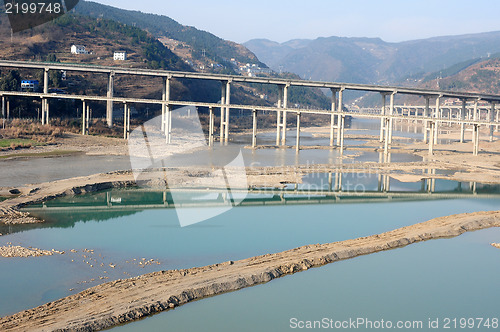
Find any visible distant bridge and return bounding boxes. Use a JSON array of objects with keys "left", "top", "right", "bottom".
[{"left": 0, "top": 60, "right": 499, "bottom": 156}]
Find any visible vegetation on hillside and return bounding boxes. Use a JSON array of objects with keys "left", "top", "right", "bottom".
[{"left": 74, "top": 1, "right": 266, "bottom": 68}]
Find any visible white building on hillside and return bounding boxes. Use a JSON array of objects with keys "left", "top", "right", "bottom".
[
  {"left": 114, "top": 51, "right": 127, "bottom": 61},
  {"left": 71, "top": 45, "right": 88, "bottom": 55}
]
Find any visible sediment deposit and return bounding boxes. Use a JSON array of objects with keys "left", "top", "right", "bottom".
[{"left": 1, "top": 210, "right": 499, "bottom": 331}]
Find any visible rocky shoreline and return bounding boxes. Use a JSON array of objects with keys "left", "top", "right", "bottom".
[
  {"left": 1, "top": 210, "right": 499, "bottom": 331},
  {"left": 0, "top": 245, "right": 63, "bottom": 258}
]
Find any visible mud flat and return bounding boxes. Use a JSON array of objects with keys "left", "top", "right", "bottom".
[{"left": 1, "top": 211, "right": 499, "bottom": 331}]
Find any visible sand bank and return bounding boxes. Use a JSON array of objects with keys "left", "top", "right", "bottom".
[{"left": 1, "top": 210, "right": 499, "bottom": 331}]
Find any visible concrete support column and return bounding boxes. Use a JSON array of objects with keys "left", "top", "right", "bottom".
[
  {"left": 209, "top": 106, "right": 215, "bottom": 147},
  {"left": 388, "top": 92, "right": 395, "bottom": 145},
  {"left": 41, "top": 68, "right": 49, "bottom": 125},
  {"left": 41, "top": 99, "right": 45, "bottom": 125},
  {"left": 161, "top": 76, "right": 171, "bottom": 132},
  {"left": 460, "top": 99, "right": 466, "bottom": 143},
  {"left": 220, "top": 82, "right": 226, "bottom": 143},
  {"left": 336, "top": 88, "right": 344, "bottom": 146},
  {"left": 489, "top": 102, "right": 495, "bottom": 142},
  {"left": 423, "top": 97, "right": 430, "bottom": 143},
  {"left": 473, "top": 99, "right": 479, "bottom": 121},
  {"left": 379, "top": 93, "right": 386, "bottom": 143},
  {"left": 296, "top": 112, "right": 301, "bottom": 152},
  {"left": 496, "top": 108, "right": 499, "bottom": 132},
  {"left": 107, "top": 72, "right": 114, "bottom": 128},
  {"left": 329, "top": 88, "right": 338, "bottom": 147},
  {"left": 123, "top": 103, "right": 129, "bottom": 140},
  {"left": 281, "top": 84, "right": 289, "bottom": 146},
  {"left": 165, "top": 105, "right": 172, "bottom": 144},
  {"left": 86, "top": 104, "right": 90, "bottom": 132},
  {"left": 339, "top": 115, "right": 345, "bottom": 155},
  {"left": 45, "top": 99, "right": 50, "bottom": 124},
  {"left": 224, "top": 80, "right": 231, "bottom": 143},
  {"left": 1, "top": 96, "right": 4, "bottom": 121},
  {"left": 6, "top": 99, "right": 10, "bottom": 121},
  {"left": 276, "top": 85, "right": 283, "bottom": 145},
  {"left": 82, "top": 100, "right": 87, "bottom": 135},
  {"left": 434, "top": 96, "right": 441, "bottom": 145},
  {"left": 472, "top": 99, "right": 479, "bottom": 143},
  {"left": 428, "top": 121, "right": 435, "bottom": 156},
  {"left": 251, "top": 109, "right": 257, "bottom": 148},
  {"left": 473, "top": 124, "right": 480, "bottom": 156}
]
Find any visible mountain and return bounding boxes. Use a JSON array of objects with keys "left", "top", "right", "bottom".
[
  {"left": 73, "top": 1, "right": 266, "bottom": 71},
  {"left": 245, "top": 31, "right": 500, "bottom": 85}
]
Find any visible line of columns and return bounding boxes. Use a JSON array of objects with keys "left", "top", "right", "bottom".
[
  {"left": 276, "top": 84, "right": 289, "bottom": 146},
  {"left": 81, "top": 100, "right": 91, "bottom": 135},
  {"left": 1, "top": 96, "right": 9, "bottom": 122}
]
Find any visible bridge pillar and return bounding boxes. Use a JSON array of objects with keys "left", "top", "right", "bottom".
[
  {"left": 161, "top": 76, "right": 171, "bottom": 132},
  {"left": 471, "top": 99, "right": 479, "bottom": 143},
  {"left": 41, "top": 68, "right": 49, "bottom": 125},
  {"left": 106, "top": 72, "right": 114, "bottom": 128},
  {"left": 336, "top": 88, "right": 344, "bottom": 148},
  {"left": 496, "top": 108, "right": 499, "bottom": 132},
  {"left": 81, "top": 100, "right": 87, "bottom": 135},
  {"left": 379, "top": 93, "right": 386, "bottom": 143},
  {"left": 123, "top": 102, "right": 130, "bottom": 140},
  {"left": 295, "top": 112, "right": 301, "bottom": 152},
  {"left": 423, "top": 97, "right": 430, "bottom": 143},
  {"left": 433, "top": 96, "right": 441, "bottom": 145},
  {"left": 276, "top": 85, "right": 282, "bottom": 145},
  {"left": 1, "top": 96, "right": 4, "bottom": 121},
  {"left": 165, "top": 105, "right": 172, "bottom": 144},
  {"left": 329, "top": 88, "right": 339, "bottom": 147},
  {"left": 252, "top": 109, "right": 257, "bottom": 148},
  {"left": 460, "top": 99, "right": 466, "bottom": 143},
  {"left": 388, "top": 92, "right": 395, "bottom": 145},
  {"left": 428, "top": 121, "right": 435, "bottom": 156},
  {"left": 281, "top": 84, "right": 289, "bottom": 146},
  {"left": 219, "top": 80, "right": 231, "bottom": 144},
  {"left": 225, "top": 80, "right": 231, "bottom": 143},
  {"left": 473, "top": 124, "right": 480, "bottom": 155},
  {"left": 209, "top": 106, "right": 215, "bottom": 147},
  {"left": 489, "top": 102, "right": 496, "bottom": 142},
  {"left": 220, "top": 82, "right": 226, "bottom": 143}
]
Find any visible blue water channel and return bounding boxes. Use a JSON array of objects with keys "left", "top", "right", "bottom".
[{"left": 0, "top": 179, "right": 499, "bottom": 328}]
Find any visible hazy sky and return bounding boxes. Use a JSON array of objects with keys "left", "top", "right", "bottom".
[{"left": 92, "top": 0, "right": 500, "bottom": 44}]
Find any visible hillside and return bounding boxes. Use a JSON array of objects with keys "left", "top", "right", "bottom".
[
  {"left": 245, "top": 31, "right": 500, "bottom": 85},
  {"left": 0, "top": 9, "right": 330, "bottom": 119},
  {"left": 419, "top": 57, "right": 500, "bottom": 95},
  {"left": 73, "top": 0, "right": 267, "bottom": 73}
]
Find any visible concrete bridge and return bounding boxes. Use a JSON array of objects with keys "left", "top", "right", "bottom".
[{"left": 1, "top": 60, "right": 499, "bottom": 156}]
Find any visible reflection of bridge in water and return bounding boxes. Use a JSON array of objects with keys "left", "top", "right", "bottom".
[{"left": 23, "top": 179, "right": 500, "bottom": 213}]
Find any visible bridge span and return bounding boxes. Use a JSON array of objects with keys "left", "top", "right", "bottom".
[{"left": 1, "top": 60, "right": 499, "bottom": 156}]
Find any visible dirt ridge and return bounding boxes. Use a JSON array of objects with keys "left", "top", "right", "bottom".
[{"left": 1, "top": 211, "right": 499, "bottom": 331}]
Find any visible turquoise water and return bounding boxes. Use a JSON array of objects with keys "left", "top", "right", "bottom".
[
  {"left": 0, "top": 191, "right": 499, "bottom": 320},
  {"left": 114, "top": 228, "right": 500, "bottom": 332}
]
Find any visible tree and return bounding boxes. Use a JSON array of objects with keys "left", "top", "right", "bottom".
[{"left": 0, "top": 70, "right": 21, "bottom": 91}]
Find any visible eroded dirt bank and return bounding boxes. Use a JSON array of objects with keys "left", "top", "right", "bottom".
[{"left": 1, "top": 211, "right": 499, "bottom": 331}]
